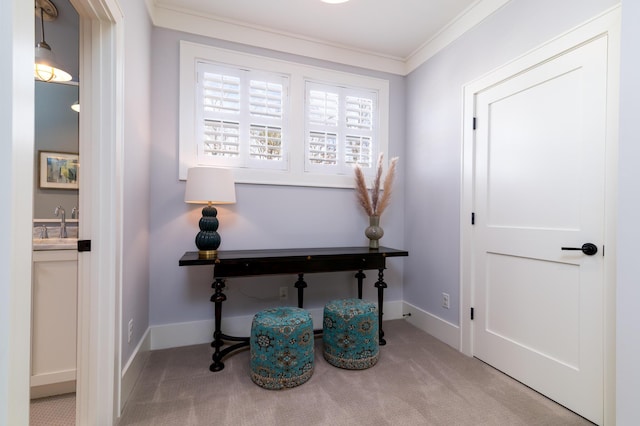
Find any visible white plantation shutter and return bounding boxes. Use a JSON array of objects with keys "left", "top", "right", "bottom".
[
  {"left": 308, "top": 131, "right": 338, "bottom": 165},
  {"left": 346, "top": 95, "right": 373, "bottom": 130},
  {"left": 249, "top": 80, "right": 283, "bottom": 119},
  {"left": 307, "top": 89, "right": 339, "bottom": 165},
  {"left": 247, "top": 78, "right": 284, "bottom": 165},
  {"left": 203, "top": 73, "right": 240, "bottom": 114},
  {"left": 345, "top": 94, "right": 373, "bottom": 167},
  {"left": 203, "top": 120, "right": 240, "bottom": 157},
  {"left": 196, "top": 62, "right": 288, "bottom": 169},
  {"left": 345, "top": 135, "right": 372, "bottom": 166},
  {"left": 308, "top": 90, "right": 339, "bottom": 127},
  {"left": 305, "top": 82, "right": 377, "bottom": 173},
  {"left": 250, "top": 125, "right": 283, "bottom": 161}
]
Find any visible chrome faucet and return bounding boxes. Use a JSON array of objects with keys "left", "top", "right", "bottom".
[{"left": 55, "top": 206, "right": 67, "bottom": 238}]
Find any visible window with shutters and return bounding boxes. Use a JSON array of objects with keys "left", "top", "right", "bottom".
[
  {"left": 197, "top": 64, "right": 288, "bottom": 170},
  {"left": 179, "top": 41, "right": 389, "bottom": 188},
  {"left": 306, "top": 83, "right": 376, "bottom": 173}
]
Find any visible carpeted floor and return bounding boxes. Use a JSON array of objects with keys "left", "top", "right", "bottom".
[
  {"left": 30, "top": 392, "right": 75, "bottom": 426},
  {"left": 118, "top": 319, "right": 593, "bottom": 425}
]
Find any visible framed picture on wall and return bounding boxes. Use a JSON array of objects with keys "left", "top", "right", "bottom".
[{"left": 39, "top": 151, "right": 79, "bottom": 190}]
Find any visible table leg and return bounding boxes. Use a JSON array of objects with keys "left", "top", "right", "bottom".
[
  {"left": 210, "top": 278, "right": 227, "bottom": 372},
  {"left": 294, "top": 273, "right": 307, "bottom": 308},
  {"left": 374, "top": 269, "right": 387, "bottom": 345},
  {"left": 355, "top": 270, "right": 365, "bottom": 299}
]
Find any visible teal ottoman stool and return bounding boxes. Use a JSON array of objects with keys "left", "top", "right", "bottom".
[
  {"left": 322, "top": 298, "right": 379, "bottom": 370},
  {"left": 250, "top": 307, "right": 314, "bottom": 389}
]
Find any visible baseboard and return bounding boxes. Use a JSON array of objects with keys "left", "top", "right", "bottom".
[
  {"left": 30, "top": 369, "right": 75, "bottom": 387},
  {"left": 120, "top": 327, "right": 151, "bottom": 412},
  {"left": 150, "top": 300, "right": 404, "bottom": 351},
  {"left": 30, "top": 380, "right": 76, "bottom": 399},
  {"left": 402, "top": 301, "right": 460, "bottom": 350}
]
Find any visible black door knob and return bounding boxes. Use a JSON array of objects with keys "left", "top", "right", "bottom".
[{"left": 561, "top": 243, "right": 598, "bottom": 256}]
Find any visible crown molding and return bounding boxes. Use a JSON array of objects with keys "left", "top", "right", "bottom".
[
  {"left": 147, "top": 0, "right": 510, "bottom": 76},
  {"left": 406, "top": 0, "right": 512, "bottom": 73}
]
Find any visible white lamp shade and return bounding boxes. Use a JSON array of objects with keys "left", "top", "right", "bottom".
[
  {"left": 34, "top": 43, "right": 72, "bottom": 82},
  {"left": 184, "top": 167, "right": 236, "bottom": 204}
]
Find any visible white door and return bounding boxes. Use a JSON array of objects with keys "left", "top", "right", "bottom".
[{"left": 471, "top": 35, "right": 607, "bottom": 423}]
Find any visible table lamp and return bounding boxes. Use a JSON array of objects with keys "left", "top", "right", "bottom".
[{"left": 184, "top": 167, "right": 236, "bottom": 259}]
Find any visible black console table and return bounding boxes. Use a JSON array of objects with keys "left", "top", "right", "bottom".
[{"left": 179, "top": 246, "right": 408, "bottom": 372}]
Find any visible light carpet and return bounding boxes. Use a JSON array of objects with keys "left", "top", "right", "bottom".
[
  {"left": 118, "top": 319, "right": 593, "bottom": 426},
  {"left": 30, "top": 392, "right": 75, "bottom": 426}
]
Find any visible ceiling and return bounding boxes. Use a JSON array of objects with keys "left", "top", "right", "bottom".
[{"left": 155, "top": 0, "right": 488, "bottom": 60}]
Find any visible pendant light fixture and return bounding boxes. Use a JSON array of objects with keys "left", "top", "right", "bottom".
[{"left": 34, "top": 0, "right": 72, "bottom": 82}]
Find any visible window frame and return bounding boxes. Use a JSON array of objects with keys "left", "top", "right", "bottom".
[{"left": 179, "top": 41, "right": 390, "bottom": 188}]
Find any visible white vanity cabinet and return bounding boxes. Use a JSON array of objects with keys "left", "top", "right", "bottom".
[{"left": 31, "top": 249, "right": 78, "bottom": 398}]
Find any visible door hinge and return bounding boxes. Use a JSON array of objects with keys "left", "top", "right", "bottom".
[
  {"left": 470, "top": 307, "right": 475, "bottom": 320},
  {"left": 473, "top": 117, "right": 477, "bottom": 130},
  {"left": 77, "top": 240, "right": 91, "bottom": 252},
  {"left": 471, "top": 212, "right": 475, "bottom": 225}
]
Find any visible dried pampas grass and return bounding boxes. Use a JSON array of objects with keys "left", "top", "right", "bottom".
[
  {"left": 354, "top": 166, "right": 374, "bottom": 216},
  {"left": 354, "top": 153, "right": 398, "bottom": 217}
]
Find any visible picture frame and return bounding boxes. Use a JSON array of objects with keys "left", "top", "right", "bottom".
[{"left": 39, "top": 151, "right": 79, "bottom": 190}]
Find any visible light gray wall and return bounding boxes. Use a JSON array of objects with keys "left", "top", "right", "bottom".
[
  {"left": 120, "top": 0, "right": 152, "bottom": 365},
  {"left": 616, "top": 1, "right": 640, "bottom": 423},
  {"left": 149, "top": 28, "right": 406, "bottom": 326},
  {"left": 404, "top": 0, "right": 618, "bottom": 324},
  {"left": 34, "top": 81, "right": 79, "bottom": 220}
]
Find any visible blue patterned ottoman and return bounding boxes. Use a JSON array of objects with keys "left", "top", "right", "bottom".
[
  {"left": 250, "top": 307, "right": 314, "bottom": 389},
  {"left": 322, "top": 298, "right": 379, "bottom": 370}
]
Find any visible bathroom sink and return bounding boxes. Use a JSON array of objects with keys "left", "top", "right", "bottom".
[{"left": 33, "top": 238, "right": 78, "bottom": 251}]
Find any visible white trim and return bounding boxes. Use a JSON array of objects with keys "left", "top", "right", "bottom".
[
  {"left": 30, "top": 370, "right": 76, "bottom": 387},
  {"left": 406, "top": 0, "right": 511, "bottom": 74},
  {"left": 120, "top": 328, "right": 151, "bottom": 412},
  {"left": 148, "top": 0, "right": 509, "bottom": 76},
  {"left": 2, "top": 1, "right": 35, "bottom": 423},
  {"left": 382, "top": 300, "right": 404, "bottom": 323},
  {"left": 601, "top": 11, "right": 621, "bottom": 426},
  {"left": 30, "top": 381, "right": 76, "bottom": 399},
  {"left": 460, "top": 7, "right": 620, "bottom": 425},
  {"left": 150, "top": 3, "right": 405, "bottom": 75},
  {"left": 402, "top": 302, "right": 460, "bottom": 350},
  {"left": 71, "top": 0, "right": 124, "bottom": 424},
  {"left": 150, "top": 301, "right": 404, "bottom": 350}
]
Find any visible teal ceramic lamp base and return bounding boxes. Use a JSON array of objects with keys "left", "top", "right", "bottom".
[{"left": 195, "top": 204, "right": 221, "bottom": 259}]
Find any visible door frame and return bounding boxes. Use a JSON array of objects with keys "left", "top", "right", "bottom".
[
  {"left": 2, "top": 1, "right": 36, "bottom": 423},
  {"left": 5, "top": 0, "right": 124, "bottom": 423},
  {"left": 70, "top": 0, "right": 124, "bottom": 423},
  {"left": 460, "top": 7, "right": 620, "bottom": 424}
]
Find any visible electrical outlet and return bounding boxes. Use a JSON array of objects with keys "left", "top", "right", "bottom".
[
  {"left": 128, "top": 319, "right": 133, "bottom": 343},
  {"left": 442, "top": 293, "right": 450, "bottom": 309},
  {"left": 279, "top": 286, "right": 288, "bottom": 301}
]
